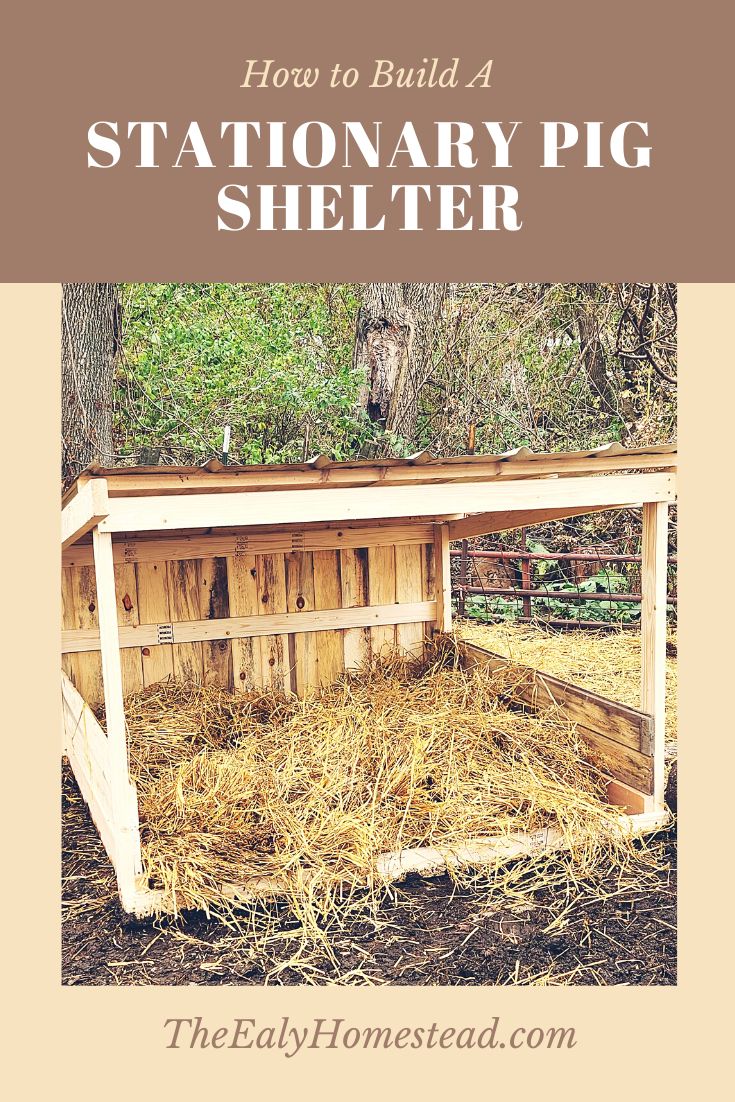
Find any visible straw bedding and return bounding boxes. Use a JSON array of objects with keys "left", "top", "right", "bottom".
[{"left": 119, "top": 636, "right": 639, "bottom": 921}]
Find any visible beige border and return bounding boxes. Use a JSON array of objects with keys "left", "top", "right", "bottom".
[{"left": 2, "top": 284, "right": 734, "bottom": 1101}]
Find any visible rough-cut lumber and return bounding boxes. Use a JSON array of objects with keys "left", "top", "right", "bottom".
[
  {"left": 114, "top": 562, "right": 144, "bottom": 697},
  {"left": 460, "top": 642, "right": 655, "bottom": 795},
  {"left": 395, "top": 543, "right": 426, "bottom": 657},
  {"left": 256, "top": 553, "right": 289, "bottom": 693},
  {"left": 61, "top": 478, "right": 109, "bottom": 549},
  {"left": 641, "top": 501, "right": 669, "bottom": 809},
  {"left": 135, "top": 560, "right": 174, "bottom": 687},
  {"left": 461, "top": 643, "right": 652, "bottom": 752},
  {"left": 340, "top": 547, "right": 370, "bottom": 671},
  {"left": 75, "top": 450, "right": 676, "bottom": 501},
  {"left": 312, "top": 549, "right": 344, "bottom": 687},
  {"left": 68, "top": 564, "right": 105, "bottom": 707},
  {"left": 227, "top": 552, "right": 260, "bottom": 691},
  {"left": 286, "top": 550, "right": 318, "bottom": 693},
  {"left": 368, "top": 545, "right": 396, "bottom": 657},
  {"left": 448, "top": 504, "right": 614, "bottom": 541},
  {"left": 433, "top": 524, "right": 452, "bottom": 633},
  {"left": 98, "top": 473, "right": 676, "bottom": 535},
  {"left": 62, "top": 521, "right": 436, "bottom": 569},
  {"left": 167, "top": 559, "right": 204, "bottom": 683},
  {"left": 198, "top": 556, "right": 232, "bottom": 688},
  {"left": 61, "top": 601, "right": 439, "bottom": 653}
]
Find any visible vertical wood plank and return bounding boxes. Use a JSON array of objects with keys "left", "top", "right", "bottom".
[
  {"left": 257, "top": 553, "right": 289, "bottom": 693},
  {"left": 167, "top": 559, "right": 204, "bottom": 683},
  {"left": 422, "top": 541, "right": 436, "bottom": 604},
  {"left": 286, "top": 550, "right": 318, "bottom": 695},
  {"left": 114, "top": 562, "right": 144, "bottom": 698},
  {"left": 641, "top": 501, "right": 668, "bottom": 809},
  {"left": 92, "top": 527, "right": 144, "bottom": 899},
  {"left": 433, "top": 524, "right": 453, "bottom": 634},
  {"left": 313, "top": 549, "right": 344, "bottom": 687},
  {"left": 61, "top": 566, "right": 80, "bottom": 686},
  {"left": 368, "top": 545, "right": 396, "bottom": 658},
  {"left": 198, "top": 556, "right": 233, "bottom": 689},
  {"left": 135, "top": 561, "right": 174, "bottom": 687},
  {"left": 69, "top": 565, "right": 105, "bottom": 707},
  {"left": 227, "top": 553, "right": 261, "bottom": 691},
  {"left": 395, "top": 543, "right": 426, "bottom": 657},
  {"left": 340, "top": 547, "right": 370, "bottom": 672}
]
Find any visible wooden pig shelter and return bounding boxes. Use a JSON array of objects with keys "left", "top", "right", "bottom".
[{"left": 61, "top": 442, "right": 677, "bottom": 915}]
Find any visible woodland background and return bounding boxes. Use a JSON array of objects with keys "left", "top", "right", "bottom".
[{"left": 61, "top": 282, "right": 677, "bottom": 625}]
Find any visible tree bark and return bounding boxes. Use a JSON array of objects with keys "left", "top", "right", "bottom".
[
  {"left": 574, "top": 283, "right": 614, "bottom": 412},
  {"left": 61, "top": 283, "right": 120, "bottom": 487},
  {"left": 354, "top": 283, "right": 447, "bottom": 451}
]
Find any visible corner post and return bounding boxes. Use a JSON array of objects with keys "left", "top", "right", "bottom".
[
  {"left": 92, "top": 525, "right": 145, "bottom": 908},
  {"left": 433, "top": 523, "right": 452, "bottom": 633},
  {"left": 641, "top": 501, "right": 668, "bottom": 810}
]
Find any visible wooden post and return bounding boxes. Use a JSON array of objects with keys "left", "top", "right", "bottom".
[
  {"left": 519, "top": 527, "right": 532, "bottom": 619},
  {"left": 640, "top": 501, "right": 668, "bottom": 810},
  {"left": 434, "top": 524, "right": 452, "bottom": 633},
  {"left": 92, "top": 526, "right": 145, "bottom": 908}
]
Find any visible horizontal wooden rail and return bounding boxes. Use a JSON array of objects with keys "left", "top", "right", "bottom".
[
  {"left": 61, "top": 600, "right": 437, "bottom": 654},
  {"left": 97, "top": 473, "right": 676, "bottom": 535},
  {"left": 61, "top": 478, "right": 109, "bottom": 550},
  {"left": 62, "top": 522, "right": 434, "bottom": 569}
]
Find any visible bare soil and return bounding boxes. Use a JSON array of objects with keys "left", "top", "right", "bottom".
[{"left": 62, "top": 766, "right": 676, "bottom": 987}]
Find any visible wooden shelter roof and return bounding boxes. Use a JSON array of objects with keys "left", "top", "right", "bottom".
[{"left": 65, "top": 442, "right": 677, "bottom": 502}]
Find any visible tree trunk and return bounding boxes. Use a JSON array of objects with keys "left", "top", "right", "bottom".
[
  {"left": 354, "top": 283, "right": 447, "bottom": 451},
  {"left": 574, "top": 283, "right": 614, "bottom": 413},
  {"left": 61, "top": 283, "right": 120, "bottom": 487}
]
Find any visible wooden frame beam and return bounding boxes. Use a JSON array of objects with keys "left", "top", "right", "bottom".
[
  {"left": 448, "top": 504, "right": 616, "bottom": 541},
  {"left": 641, "top": 501, "right": 669, "bottom": 810},
  {"left": 62, "top": 521, "right": 435, "bottom": 569},
  {"left": 61, "top": 600, "right": 437, "bottom": 654},
  {"left": 433, "top": 524, "right": 452, "bottom": 633},
  {"left": 98, "top": 473, "right": 676, "bottom": 536},
  {"left": 91, "top": 526, "right": 146, "bottom": 911},
  {"left": 61, "top": 478, "right": 109, "bottom": 549}
]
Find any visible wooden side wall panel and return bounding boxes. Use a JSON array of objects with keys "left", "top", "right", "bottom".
[
  {"left": 167, "top": 559, "right": 204, "bottom": 683},
  {"left": 286, "top": 551, "right": 318, "bottom": 694},
  {"left": 198, "top": 556, "right": 233, "bottom": 689},
  {"left": 368, "top": 545, "right": 396, "bottom": 658},
  {"left": 69, "top": 565, "right": 105, "bottom": 707},
  {"left": 395, "top": 544, "right": 426, "bottom": 657},
  {"left": 340, "top": 547, "right": 370, "bottom": 671},
  {"left": 312, "top": 549, "right": 344, "bottom": 688},
  {"left": 61, "top": 566, "right": 80, "bottom": 686},
  {"left": 256, "top": 553, "right": 289, "bottom": 692},
  {"left": 135, "top": 561, "right": 174, "bottom": 687},
  {"left": 227, "top": 552, "right": 260, "bottom": 690},
  {"left": 114, "top": 562, "right": 144, "bottom": 697}
]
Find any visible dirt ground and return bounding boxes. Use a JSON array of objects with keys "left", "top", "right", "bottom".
[{"left": 62, "top": 765, "right": 676, "bottom": 987}]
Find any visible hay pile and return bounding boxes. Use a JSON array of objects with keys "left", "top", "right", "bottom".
[
  {"left": 121, "top": 637, "right": 639, "bottom": 922},
  {"left": 459, "top": 621, "right": 678, "bottom": 743}
]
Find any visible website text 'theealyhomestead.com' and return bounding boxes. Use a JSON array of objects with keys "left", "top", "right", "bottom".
[{"left": 163, "top": 1017, "right": 578, "bottom": 1056}]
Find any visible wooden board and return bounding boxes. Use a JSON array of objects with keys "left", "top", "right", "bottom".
[
  {"left": 198, "top": 556, "right": 232, "bottom": 688},
  {"left": 64, "top": 522, "right": 435, "bottom": 569},
  {"left": 69, "top": 564, "right": 105, "bottom": 707},
  {"left": 461, "top": 642, "right": 654, "bottom": 795},
  {"left": 227, "top": 552, "right": 260, "bottom": 691},
  {"left": 340, "top": 547, "right": 370, "bottom": 671},
  {"left": 312, "top": 549, "right": 344, "bottom": 688},
  {"left": 167, "top": 559, "right": 204, "bottom": 682},
  {"left": 135, "top": 561, "right": 174, "bottom": 687},
  {"left": 98, "top": 473, "right": 676, "bottom": 535},
  {"left": 395, "top": 543, "right": 425, "bottom": 657},
  {"left": 368, "top": 545, "right": 396, "bottom": 658},
  {"left": 256, "top": 553, "right": 289, "bottom": 692},
  {"left": 114, "top": 562, "right": 144, "bottom": 697},
  {"left": 286, "top": 550, "right": 318, "bottom": 694}
]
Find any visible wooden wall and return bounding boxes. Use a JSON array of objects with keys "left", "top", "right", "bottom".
[{"left": 62, "top": 524, "right": 437, "bottom": 706}]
